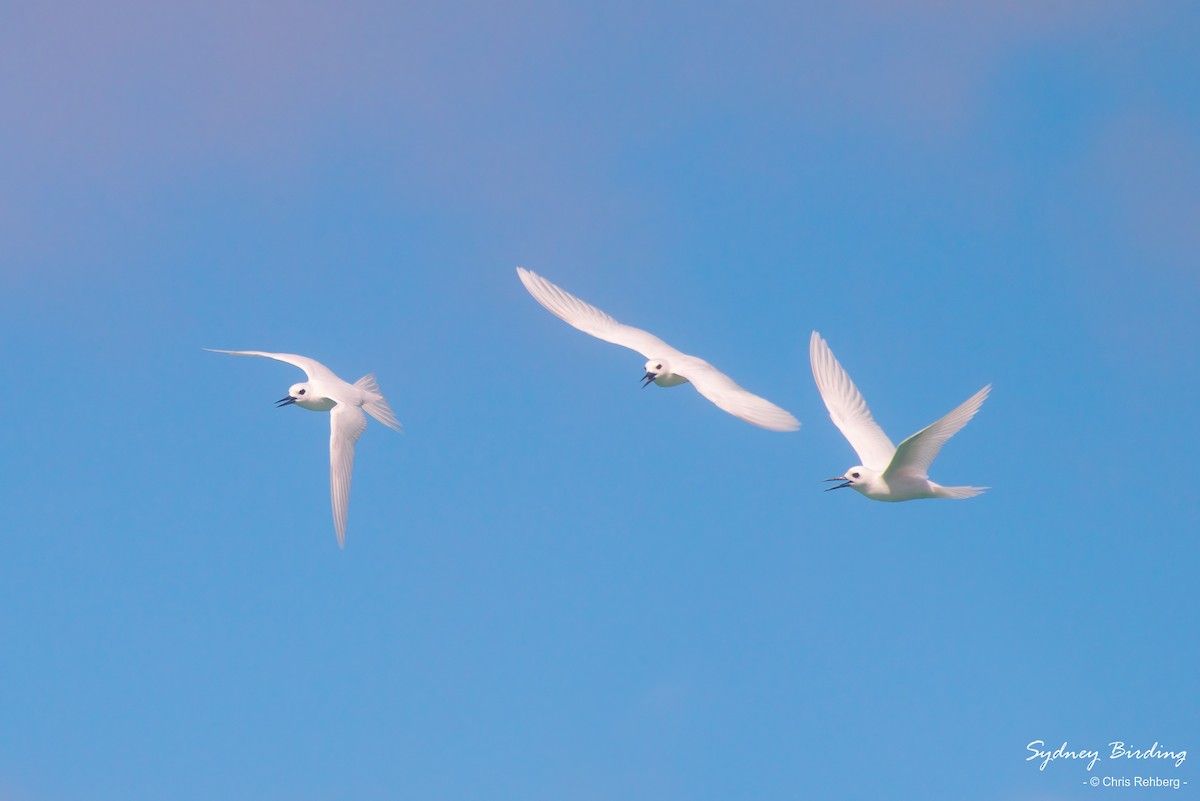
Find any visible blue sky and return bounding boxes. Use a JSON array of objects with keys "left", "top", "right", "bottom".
[{"left": 1, "top": 2, "right": 1197, "bottom": 799}]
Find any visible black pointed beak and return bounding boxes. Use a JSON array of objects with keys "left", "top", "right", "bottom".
[
  {"left": 641, "top": 372, "right": 656, "bottom": 388},
  {"left": 823, "top": 477, "right": 852, "bottom": 491},
  {"left": 276, "top": 395, "right": 297, "bottom": 407}
]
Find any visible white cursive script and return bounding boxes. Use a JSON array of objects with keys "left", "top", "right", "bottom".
[
  {"left": 1110, "top": 741, "right": 1187, "bottom": 767},
  {"left": 1026, "top": 740, "right": 1188, "bottom": 771},
  {"left": 1027, "top": 741, "right": 1101, "bottom": 771}
]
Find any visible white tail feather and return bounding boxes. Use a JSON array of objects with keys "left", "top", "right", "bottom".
[
  {"left": 355, "top": 374, "right": 403, "bottom": 432},
  {"left": 933, "top": 485, "right": 988, "bottom": 500}
]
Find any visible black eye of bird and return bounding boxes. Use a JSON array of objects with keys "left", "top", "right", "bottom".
[
  {"left": 298, "top": 389, "right": 306, "bottom": 395},
  {"left": 656, "top": 364, "right": 662, "bottom": 369},
  {"left": 852, "top": 472, "right": 860, "bottom": 479}
]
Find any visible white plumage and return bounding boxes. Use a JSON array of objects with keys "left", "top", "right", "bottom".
[
  {"left": 208, "top": 349, "right": 402, "bottom": 546},
  {"left": 517, "top": 267, "right": 800, "bottom": 432},
  {"left": 809, "top": 331, "right": 989, "bottom": 501}
]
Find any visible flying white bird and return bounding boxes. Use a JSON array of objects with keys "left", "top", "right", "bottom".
[
  {"left": 809, "top": 331, "right": 990, "bottom": 501},
  {"left": 208, "top": 349, "right": 403, "bottom": 546},
  {"left": 516, "top": 267, "right": 800, "bottom": 431}
]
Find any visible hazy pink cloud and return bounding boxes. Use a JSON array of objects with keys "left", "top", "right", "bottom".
[
  {"left": 0, "top": 0, "right": 1185, "bottom": 289},
  {"left": 660, "top": 0, "right": 1141, "bottom": 141},
  {"left": 1050, "top": 108, "right": 1200, "bottom": 364},
  {"left": 0, "top": 0, "right": 1144, "bottom": 187},
  {"left": 1087, "top": 113, "right": 1200, "bottom": 276},
  {"left": 0, "top": 0, "right": 582, "bottom": 282},
  {"left": 0, "top": 0, "right": 567, "bottom": 175}
]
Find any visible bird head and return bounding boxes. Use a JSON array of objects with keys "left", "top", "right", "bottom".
[
  {"left": 823, "top": 466, "right": 876, "bottom": 494},
  {"left": 642, "top": 358, "right": 671, "bottom": 388},
  {"left": 276, "top": 382, "right": 312, "bottom": 407}
]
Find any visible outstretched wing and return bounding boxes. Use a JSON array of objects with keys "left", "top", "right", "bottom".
[
  {"left": 885, "top": 384, "right": 990, "bottom": 480},
  {"left": 329, "top": 403, "right": 368, "bottom": 548},
  {"left": 205, "top": 349, "right": 339, "bottom": 383},
  {"left": 517, "top": 267, "right": 676, "bottom": 359},
  {"left": 675, "top": 355, "right": 800, "bottom": 431},
  {"left": 808, "top": 331, "right": 896, "bottom": 470}
]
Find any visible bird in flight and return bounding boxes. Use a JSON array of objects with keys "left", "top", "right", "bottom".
[
  {"left": 208, "top": 349, "right": 403, "bottom": 546},
  {"left": 809, "top": 331, "right": 989, "bottom": 501},
  {"left": 517, "top": 267, "right": 800, "bottom": 431}
]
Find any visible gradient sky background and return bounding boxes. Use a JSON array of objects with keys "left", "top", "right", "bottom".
[{"left": 1, "top": 2, "right": 1197, "bottom": 800}]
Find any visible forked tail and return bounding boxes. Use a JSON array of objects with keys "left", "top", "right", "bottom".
[
  {"left": 355, "top": 373, "right": 403, "bottom": 432},
  {"left": 932, "top": 484, "right": 988, "bottom": 500}
]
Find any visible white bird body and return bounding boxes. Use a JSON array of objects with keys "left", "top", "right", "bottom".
[
  {"left": 808, "top": 331, "right": 989, "bottom": 502},
  {"left": 517, "top": 267, "right": 800, "bottom": 432},
  {"left": 208, "top": 349, "right": 402, "bottom": 546}
]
